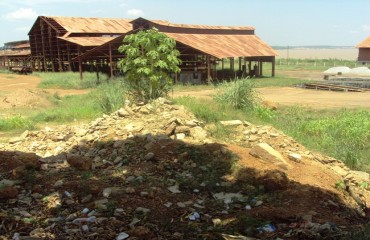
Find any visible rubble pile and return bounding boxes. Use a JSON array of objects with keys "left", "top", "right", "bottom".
[{"left": 0, "top": 98, "right": 369, "bottom": 239}]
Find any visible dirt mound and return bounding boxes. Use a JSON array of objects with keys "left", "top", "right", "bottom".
[
  {"left": 0, "top": 89, "right": 52, "bottom": 109},
  {"left": 0, "top": 98, "right": 369, "bottom": 239}
]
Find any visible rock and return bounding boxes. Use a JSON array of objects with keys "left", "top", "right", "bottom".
[
  {"left": 53, "top": 180, "right": 64, "bottom": 187},
  {"left": 135, "top": 207, "right": 150, "bottom": 215},
  {"left": 348, "top": 171, "right": 370, "bottom": 181},
  {"left": 103, "top": 187, "right": 124, "bottom": 198},
  {"left": 175, "top": 126, "right": 190, "bottom": 135},
  {"left": 165, "top": 122, "right": 177, "bottom": 136},
  {"left": 117, "top": 108, "right": 130, "bottom": 117},
  {"left": 0, "top": 179, "right": 18, "bottom": 188},
  {"left": 288, "top": 153, "right": 302, "bottom": 162},
  {"left": 0, "top": 186, "right": 18, "bottom": 199},
  {"left": 220, "top": 120, "right": 243, "bottom": 126},
  {"left": 144, "top": 152, "right": 155, "bottom": 161},
  {"left": 176, "top": 133, "right": 186, "bottom": 140},
  {"left": 67, "top": 155, "right": 92, "bottom": 170},
  {"left": 190, "top": 126, "right": 207, "bottom": 142},
  {"left": 250, "top": 143, "right": 289, "bottom": 168},
  {"left": 81, "top": 194, "right": 93, "bottom": 203},
  {"left": 94, "top": 199, "right": 109, "bottom": 208}
]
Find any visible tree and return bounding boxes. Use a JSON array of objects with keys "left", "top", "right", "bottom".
[{"left": 118, "top": 28, "right": 181, "bottom": 101}]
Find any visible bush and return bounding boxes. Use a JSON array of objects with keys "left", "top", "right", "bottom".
[{"left": 214, "top": 78, "right": 256, "bottom": 109}]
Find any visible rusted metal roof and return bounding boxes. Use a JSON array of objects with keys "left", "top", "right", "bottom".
[
  {"left": 150, "top": 20, "right": 255, "bottom": 31},
  {"left": 164, "top": 33, "right": 277, "bottom": 59},
  {"left": 46, "top": 16, "right": 132, "bottom": 34},
  {"left": 0, "top": 50, "right": 31, "bottom": 57},
  {"left": 11, "top": 43, "right": 30, "bottom": 49},
  {"left": 356, "top": 37, "right": 370, "bottom": 48},
  {"left": 58, "top": 36, "right": 117, "bottom": 47}
]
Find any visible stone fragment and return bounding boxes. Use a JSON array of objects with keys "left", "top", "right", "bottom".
[
  {"left": 165, "top": 122, "right": 177, "bottom": 136},
  {"left": 144, "top": 152, "right": 155, "bottom": 161},
  {"left": 117, "top": 108, "right": 130, "bottom": 117},
  {"left": 250, "top": 143, "right": 289, "bottom": 168},
  {"left": 67, "top": 155, "right": 92, "bottom": 170},
  {"left": 288, "top": 153, "right": 302, "bottom": 162},
  {"left": 220, "top": 120, "right": 243, "bottom": 126}
]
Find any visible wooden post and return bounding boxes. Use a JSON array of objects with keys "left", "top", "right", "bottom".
[
  {"left": 221, "top": 58, "right": 224, "bottom": 80},
  {"left": 272, "top": 57, "right": 275, "bottom": 77},
  {"left": 238, "top": 57, "right": 242, "bottom": 72},
  {"left": 48, "top": 25, "right": 55, "bottom": 72},
  {"left": 56, "top": 38, "right": 63, "bottom": 72},
  {"left": 67, "top": 44, "right": 72, "bottom": 71},
  {"left": 40, "top": 20, "right": 47, "bottom": 71},
  {"left": 248, "top": 61, "right": 252, "bottom": 76},
  {"left": 207, "top": 55, "right": 211, "bottom": 84},
  {"left": 174, "top": 72, "right": 178, "bottom": 84},
  {"left": 78, "top": 46, "right": 83, "bottom": 80},
  {"left": 109, "top": 44, "right": 113, "bottom": 79},
  {"left": 259, "top": 61, "right": 263, "bottom": 76}
]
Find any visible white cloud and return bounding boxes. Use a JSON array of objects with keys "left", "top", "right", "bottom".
[
  {"left": 4, "top": 8, "right": 38, "bottom": 20},
  {"left": 127, "top": 9, "right": 144, "bottom": 17},
  {"left": 362, "top": 25, "right": 370, "bottom": 32}
]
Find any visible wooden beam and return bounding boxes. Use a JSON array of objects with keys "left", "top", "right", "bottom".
[
  {"left": 238, "top": 57, "right": 242, "bottom": 72},
  {"left": 272, "top": 57, "right": 275, "bottom": 77},
  {"left": 48, "top": 25, "right": 55, "bottom": 72},
  {"left": 56, "top": 38, "right": 63, "bottom": 72},
  {"left": 78, "top": 46, "right": 83, "bottom": 80},
  {"left": 221, "top": 58, "right": 224, "bottom": 80},
  {"left": 40, "top": 20, "right": 47, "bottom": 71},
  {"left": 67, "top": 44, "right": 72, "bottom": 71}
]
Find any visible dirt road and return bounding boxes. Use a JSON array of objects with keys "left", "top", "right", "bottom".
[{"left": 1, "top": 73, "right": 370, "bottom": 110}]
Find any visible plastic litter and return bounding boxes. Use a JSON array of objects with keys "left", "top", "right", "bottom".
[
  {"left": 189, "top": 212, "right": 200, "bottom": 221},
  {"left": 257, "top": 224, "right": 276, "bottom": 233},
  {"left": 116, "top": 232, "right": 129, "bottom": 240},
  {"left": 64, "top": 191, "right": 72, "bottom": 198},
  {"left": 245, "top": 205, "right": 252, "bottom": 210},
  {"left": 81, "top": 208, "right": 89, "bottom": 214}
]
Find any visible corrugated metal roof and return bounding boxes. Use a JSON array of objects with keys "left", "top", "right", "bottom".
[
  {"left": 58, "top": 36, "right": 117, "bottom": 47},
  {"left": 0, "top": 50, "right": 31, "bottom": 57},
  {"left": 356, "top": 37, "right": 370, "bottom": 48},
  {"left": 164, "top": 33, "right": 277, "bottom": 59},
  {"left": 150, "top": 20, "right": 255, "bottom": 31},
  {"left": 46, "top": 16, "right": 132, "bottom": 34}
]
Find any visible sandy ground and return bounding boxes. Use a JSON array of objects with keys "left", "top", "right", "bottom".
[{"left": 276, "top": 48, "right": 357, "bottom": 60}]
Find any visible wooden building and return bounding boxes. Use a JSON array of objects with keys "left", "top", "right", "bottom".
[
  {"left": 0, "top": 40, "right": 31, "bottom": 71},
  {"left": 75, "top": 17, "right": 277, "bottom": 83},
  {"left": 28, "top": 16, "right": 132, "bottom": 72},
  {"left": 357, "top": 37, "right": 370, "bottom": 63}
]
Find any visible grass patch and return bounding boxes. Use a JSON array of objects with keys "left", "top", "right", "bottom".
[
  {"left": 252, "top": 75, "right": 308, "bottom": 88},
  {"left": 0, "top": 115, "right": 35, "bottom": 131},
  {"left": 35, "top": 71, "right": 109, "bottom": 89},
  {"left": 270, "top": 107, "right": 370, "bottom": 170}
]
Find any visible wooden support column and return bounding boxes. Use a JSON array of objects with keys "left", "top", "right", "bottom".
[
  {"left": 48, "top": 25, "right": 55, "bottom": 72},
  {"left": 229, "top": 57, "right": 235, "bottom": 79},
  {"left": 40, "top": 20, "right": 47, "bottom": 71},
  {"left": 109, "top": 44, "right": 113, "bottom": 79},
  {"left": 238, "top": 57, "right": 242, "bottom": 72},
  {"left": 78, "top": 47, "right": 83, "bottom": 80},
  {"left": 221, "top": 58, "right": 224, "bottom": 80},
  {"left": 67, "top": 44, "right": 72, "bottom": 71},
  {"left": 56, "top": 38, "right": 63, "bottom": 72},
  {"left": 207, "top": 55, "right": 211, "bottom": 85},
  {"left": 259, "top": 61, "right": 263, "bottom": 76},
  {"left": 272, "top": 57, "right": 275, "bottom": 77},
  {"left": 248, "top": 61, "right": 252, "bottom": 76}
]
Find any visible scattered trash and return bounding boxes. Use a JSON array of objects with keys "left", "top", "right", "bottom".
[
  {"left": 81, "top": 208, "right": 89, "bottom": 214},
  {"left": 245, "top": 205, "right": 252, "bottom": 210},
  {"left": 81, "top": 224, "right": 89, "bottom": 232},
  {"left": 116, "top": 232, "right": 129, "bottom": 240},
  {"left": 257, "top": 224, "right": 276, "bottom": 233},
  {"left": 189, "top": 212, "right": 200, "bottom": 221},
  {"left": 64, "top": 191, "right": 72, "bottom": 198},
  {"left": 168, "top": 184, "right": 181, "bottom": 194}
]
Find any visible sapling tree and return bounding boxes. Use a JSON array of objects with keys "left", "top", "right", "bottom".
[{"left": 118, "top": 28, "right": 181, "bottom": 101}]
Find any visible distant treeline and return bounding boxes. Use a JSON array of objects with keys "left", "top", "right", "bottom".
[{"left": 273, "top": 46, "right": 355, "bottom": 50}]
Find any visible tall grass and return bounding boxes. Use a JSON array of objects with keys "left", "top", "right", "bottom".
[
  {"left": 0, "top": 115, "right": 35, "bottom": 131},
  {"left": 214, "top": 79, "right": 256, "bottom": 109},
  {"left": 35, "top": 71, "right": 109, "bottom": 89}
]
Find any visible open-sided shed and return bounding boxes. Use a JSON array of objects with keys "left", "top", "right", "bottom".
[
  {"left": 75, "top": 17, "right": 277, "bottom": 83},
  {"left": 28, "top": 16, "right": 132, "bottom": 72},
  {"left": 0, "top": 40, "right": 31, "bottom": 72}
]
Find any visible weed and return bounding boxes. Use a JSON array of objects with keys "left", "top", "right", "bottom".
[
  {"left": 81, "top": 171, "right": 93, "bottom": 180},
  {"left": 92, "top": 81, "right": 126, "bottom": 113},
  {"left": 0, "top": 115, "right": 35, "bottom": 131},
  {"left": 335, "top": 180, "right": 346, "bottom": 190}
]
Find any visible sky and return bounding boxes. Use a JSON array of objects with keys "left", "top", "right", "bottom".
[{"left": 0, "top": 0, "right": 370, "bottom": 47}]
